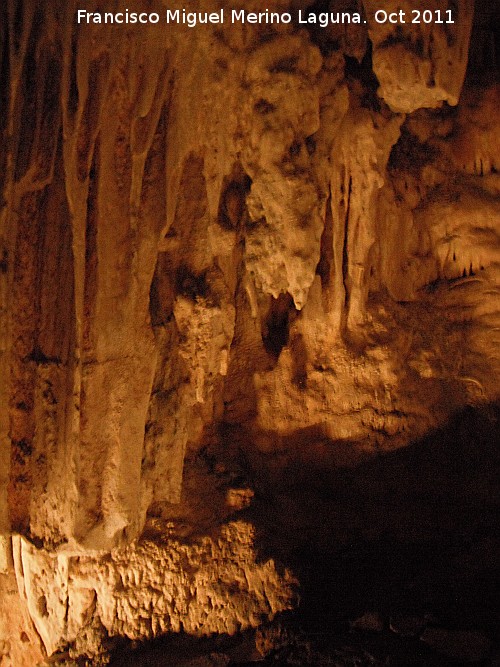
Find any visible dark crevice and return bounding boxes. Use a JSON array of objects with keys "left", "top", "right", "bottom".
[
  {"left": 77, "top": 53, "right": 109, "bottom": 181},
  {"left": 217, "top": 165, "right": 252, "bottom": 231},
  {"left": 254, "top": 98, "right": 275, "bottom": 115},
  {"left": 342, "top": 176, "right": 353, "bottom": 315},
  {"left": 316, "top": 188, "right": 333, "bottom": 290},
  {"left": 269, "top": 55, "right": 299, "bottom": 74},
  {"left": 344, "top": 43, "right": 382, "bottom": 112},
  {"left": 68, "top": 28, "right": 80, "bottom": 117},
  {"left": 13, "top": 0, "right": 25, "bottom": 53},
  {"left": 26, "top": 347, "right": 61, "bottom": 365},
  {"left": 262, "top": 293, "right": 296, "bottom": 358},
  {"left": 175, "top": 265, "right": 211, "bottom": 302},
  {"left": 149, "top": 252, "right": 174, "bottom": 328},
  {"left": 82, "top": 138, "right": 100, "bottom": 356},
  {"left": 14, "top": 20, "right": 39, "bottom": 182},
  {"left": 0, "top": 250, "right": 8, "bottom": 273},
  {"left": 388, "top": 127, "right": 440, "bottom": 176},
  {"left": 38, "top": 53, "right": 62, "bottom": 182},
  {"left": 305, "top": 135, "right": 316, "bottom": 156},
  {"left": 300, "top": 0, "right": 365, "bottom": 57}
]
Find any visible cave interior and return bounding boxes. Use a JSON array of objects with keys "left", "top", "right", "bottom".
[{"left": 0, "top": 0, "right": 499, "bottom": 665}]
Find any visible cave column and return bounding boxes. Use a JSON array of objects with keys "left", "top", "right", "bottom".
[{"left": 329, "top": 109, "right": 402, "bottom": 337}]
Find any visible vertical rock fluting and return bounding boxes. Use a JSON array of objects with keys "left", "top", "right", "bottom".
[
  {"left": 1, "top": 0, "right": 499, "bottom": 661},
  {"left": 1, "top": 0, "right": 180, "bottom": 549}
]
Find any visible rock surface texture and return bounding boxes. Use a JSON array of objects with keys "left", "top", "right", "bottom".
[{"left": 0, "top": 0, "right": 498, "bottom": 663}]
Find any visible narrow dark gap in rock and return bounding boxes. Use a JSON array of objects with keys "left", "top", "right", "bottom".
[
  {"left": 341, "top": 175, "right": 353, "bottom": 315},
  {"left": 12, "top": 0, "right": 25, "bottom": 53},
  {"left": 175, "top": 265, "right": 211, "bottom": 302},
  {"left": 38, "top": 54, "right": 62, "bottom": 181},
  {"left": 14, "top": 28, "right": 38, "bottom": 182},
  {"left": 300, "top": 0, "right": 342, "bottom": 55},
  {"left": 82, "top": 138, "right": 100, "bottom": 356},
  {"left": 316, "top": 188, "right": 333, "bottom": 290},
  {"left": 148, "top": 259, "right": 167, "bottom": 328},
  {"left": 262, "top": 292, "right": 296, "bottom": 358},
  {"left": 68, "top": 28, "right": 80, "bottom": 117},
  {"left": 77, "top": 53, "right": 109, "bottom": 182},
  {"left": 344, "top": 41, "right": 382, "bottom": 111},
  {"left": 217, "top": 164, "right": 252, "bottom": 231},
  {"left": 146, "top": 104, "right": 171, "bottom": 329}
]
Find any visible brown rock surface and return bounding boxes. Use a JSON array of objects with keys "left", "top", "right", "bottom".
[{"left": 0, "top": 0, "right": 498, "bottom": 663}]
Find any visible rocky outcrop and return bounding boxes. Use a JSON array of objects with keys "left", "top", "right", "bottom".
[
  {"left": 11, "top": 523, "right": 296, "bottom": 659},
  {"left": 365, "top": 0, "right": 474, "bottom": 113}
]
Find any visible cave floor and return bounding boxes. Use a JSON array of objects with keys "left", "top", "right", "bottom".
[{"left": 107, "top": 405, "right": 500, "bottom": 667}]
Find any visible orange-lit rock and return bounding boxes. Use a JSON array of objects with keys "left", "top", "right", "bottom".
[
  {"left": 12, "top": 523, "right": 296, "bottom": 659},
  {"left": 0, "top": 0, "right": 498, "bottom": 663},
  {"left": 365, "top": 0, "right": 474, "bottom": 113}
]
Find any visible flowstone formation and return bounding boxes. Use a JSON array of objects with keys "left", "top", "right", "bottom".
[{"left": 0, "top": 0, "right": 498, "bottom": 663}]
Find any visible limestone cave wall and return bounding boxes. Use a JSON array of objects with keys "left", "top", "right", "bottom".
[{"left": 0, "top": 0, "right": 498, "bottom": 664}]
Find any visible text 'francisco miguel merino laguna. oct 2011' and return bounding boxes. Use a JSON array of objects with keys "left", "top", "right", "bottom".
[{"left": 76, "top": 7, "right": 456, "bottom": 27}]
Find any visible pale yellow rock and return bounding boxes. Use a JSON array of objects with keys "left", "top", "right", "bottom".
[
  {"left": 363, "top": 0, "right": 474, "bottom": 113},
  {"left": 13, "top": 523, "right": 296, "bottom": 657}
]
